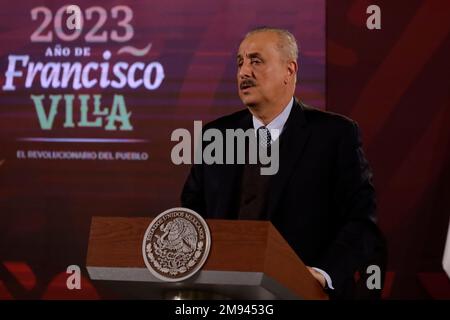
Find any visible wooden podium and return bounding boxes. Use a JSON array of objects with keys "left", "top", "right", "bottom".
[{"left": 86, "top": 216, "right": 328, "bottom": 300}]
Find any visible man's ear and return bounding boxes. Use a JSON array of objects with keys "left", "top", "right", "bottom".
[{"left": 287, "top": 60, "right": 298, "bottom": 79}]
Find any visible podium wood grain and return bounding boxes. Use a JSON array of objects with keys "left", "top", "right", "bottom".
[{"left": 87, "top": 216, "right": 328, "bottom": 300}]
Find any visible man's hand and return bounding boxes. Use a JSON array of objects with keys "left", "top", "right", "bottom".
[{"left": 307, "top": 266, "right": 326, "bottom": 289}]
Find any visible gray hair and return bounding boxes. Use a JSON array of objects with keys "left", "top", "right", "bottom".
[{"left": 244, "top": 27, "right": 299, "bottom": 62}]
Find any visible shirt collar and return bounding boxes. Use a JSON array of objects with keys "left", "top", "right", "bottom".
[{"left": 252, "top": 97, "right": 294, "bottom": 141}]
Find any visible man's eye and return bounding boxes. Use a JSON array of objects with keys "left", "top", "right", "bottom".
[{"left": 251, "top": 59, "right": 261, "bottom": 65}]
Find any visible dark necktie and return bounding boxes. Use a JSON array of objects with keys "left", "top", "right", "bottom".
[
  {"left": 257, "top": 126, "right": 272, "bottom": 148},
  {"left": 237, "top": 126, "right": 273, "bottom": 220}
]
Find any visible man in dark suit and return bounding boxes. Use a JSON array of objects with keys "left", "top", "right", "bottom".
[{"left": 181, "top": 27, "right": 385, "bottom": 298}]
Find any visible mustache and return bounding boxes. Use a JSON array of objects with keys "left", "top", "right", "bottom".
[{"left": 239, "top": 79, "right": 256, "bottom": 89}]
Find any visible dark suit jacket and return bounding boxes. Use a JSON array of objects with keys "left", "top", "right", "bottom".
[{"left": 181, "top": 98, "right": 386, "bottom": 298}]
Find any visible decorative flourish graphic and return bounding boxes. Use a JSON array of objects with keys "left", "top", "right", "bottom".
[{"left": 118, "top": 43, "right": 152, "bottom": 56}]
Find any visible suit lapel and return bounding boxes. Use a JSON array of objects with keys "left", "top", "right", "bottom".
[
  {"left": 215, "top": 111, "right": 253, "bottom": 218},
  {"left": 214, "top": 101, "right": 310, "bottom": 219},
  {"left": 266, "top": 99, "right": 311, "bottom": 219}
]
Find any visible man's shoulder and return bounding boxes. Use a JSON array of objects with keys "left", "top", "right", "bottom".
[
  {"left": 202, "top": 102, "right": 358, "bottom": 134},
  {"left": 203, "top": 108, "right": 250, "bottom": 130},
  {"left": 301, "top": 103, "right": 357, "bottom": 134}
]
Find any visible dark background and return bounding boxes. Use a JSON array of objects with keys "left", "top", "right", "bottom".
[{"left": 328, "top": 0, "right": 450, "bottom": 299}]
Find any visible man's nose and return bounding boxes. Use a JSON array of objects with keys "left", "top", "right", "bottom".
[{"left": 238, "top": 60, "right": 252, "bottom": 79}]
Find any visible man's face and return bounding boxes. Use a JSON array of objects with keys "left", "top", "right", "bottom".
[{"left": 237, "top": 32, "right": 290, "bottom": 108}]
